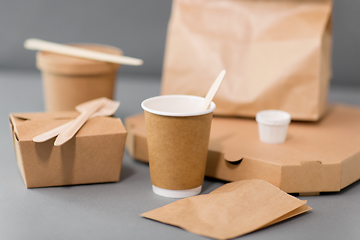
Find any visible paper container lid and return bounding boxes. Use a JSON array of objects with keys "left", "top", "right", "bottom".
[
  {"left": 141, "top": 95, "right": 216, "bottom": 117},
  {"left": 36, "top": 44, "right": 123, "bottom": 75},
  {"left": 256, "top": 110, "right": 291, "bottom": 126}
]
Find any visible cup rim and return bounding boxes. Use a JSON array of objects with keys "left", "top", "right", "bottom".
[
  {"left": 256, "top": 110, "right": 291, "bottom": 126},
  {"left": 141, "top": 95, "right": 216, "bottom": 117}
]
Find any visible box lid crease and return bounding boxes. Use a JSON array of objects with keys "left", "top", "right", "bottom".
[{"left": 10, "top": 112, "right": 126, "bottom": 142}]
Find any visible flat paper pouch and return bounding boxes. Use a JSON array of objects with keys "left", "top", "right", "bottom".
[{"left": 142, "top": 180, "right": 311, "bottom": 239}]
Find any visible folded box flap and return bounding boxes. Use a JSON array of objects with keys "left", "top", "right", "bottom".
[
  {"left": 10, "top": 112, "right": 126, "bottom": 141},
  {"left": 11, "top": 111, "right": 79, "bottom": 121}
]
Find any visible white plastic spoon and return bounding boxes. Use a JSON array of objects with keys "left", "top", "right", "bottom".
[{"left": 198, "top": 70, "right": 226, "bottom": 111}]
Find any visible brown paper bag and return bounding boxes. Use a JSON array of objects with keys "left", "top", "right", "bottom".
[
  {"left": 162, "top": 0, "right": 332, "bottom": 121},
  {"left": 142, "top": 180, "right": 311, "bottom": 239}
]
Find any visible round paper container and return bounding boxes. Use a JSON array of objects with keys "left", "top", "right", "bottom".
[
  {"left": 142, "top": 95, "right": 216, "bottom": 198},
  {"left": 256, "top": 110, "right": 291, "bottom": 144},
  {"left": 152, "top": 185, "right": 202, "bottom": 198},
  {"left": 37, "top": 44, "right": 122, "bottom": 112}
]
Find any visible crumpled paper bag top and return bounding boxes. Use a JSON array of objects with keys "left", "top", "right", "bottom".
[
  {"left": 161, "top": 0, "right": 332, "bottom": 121},
  {"left": 142, "top": 179, "right": 311, "bottom": 239}
]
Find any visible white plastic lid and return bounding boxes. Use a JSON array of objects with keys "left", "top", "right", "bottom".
[
  {"left": 141, "top": 95, "right": 216, "bottom": 117},
  {"left": 256, "top": 110, "right": 291, "bottom": 126}
]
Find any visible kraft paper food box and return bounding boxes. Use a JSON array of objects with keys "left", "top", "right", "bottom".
[
  {"left": 9, "top": 112, "right": 127, "bottom": 188},
  {"left": 126, "top": 104, "right": 360, "bottom": 195}
]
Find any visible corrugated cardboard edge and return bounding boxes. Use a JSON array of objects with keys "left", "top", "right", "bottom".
[
  {"left": 340, "top": 151, "right": 360, "bottom": 189},
  {"left": 223, "top": 158, "right": 342, "bottom": 194},
  {"left": 223, "top": 157, "right": 344, "bottom": 194},
  {"left": 280, "top": 161, "right": 341, "bottom": 194}
]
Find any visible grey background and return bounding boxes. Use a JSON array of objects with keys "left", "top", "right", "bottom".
[
  {"left": 1, "top": 1, "right": 360, "bottom": 239},
  {"left": 0, "top": 0, "right": 359, "bottom": 85}
]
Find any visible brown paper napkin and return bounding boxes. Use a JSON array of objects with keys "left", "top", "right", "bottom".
[{"left": 141, "top": 180, "right": 311, "bottom": 239}]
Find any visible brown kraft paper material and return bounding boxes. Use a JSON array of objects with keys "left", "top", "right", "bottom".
[
  {"left": 144, "top": 111, "right": 212, "bottom": 190},
  {"left": 9, "top": 112, "right": 127, "bottom": 188},
  {"left": 142, "top": 179, "right": 311, "bottom": 239},
  {"left": 126, "top": 104, "right": 360, "bottom": 194},
  {"left": 161, "top": 0, "right": 333, "bottom": 121},
  {"left": 41, "top": 72, "right": 117, "bottom": 112},
  {"left": 37, "top": 44, "right": 122, "bottom": 112}
]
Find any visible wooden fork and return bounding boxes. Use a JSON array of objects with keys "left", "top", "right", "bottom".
[
  {"left": 54, "top": 98, "right": 109, "bottom": 146},
  {"left": 33, "top": 100, "right": 120, "bottom": 143}
]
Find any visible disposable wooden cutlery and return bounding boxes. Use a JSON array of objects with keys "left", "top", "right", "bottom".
[
  {"left": 53, "top": 98, "right": 109, "bottom": 146},
  {"left": 199, "top": 70, "right": 226, "bottom": 111},
  {"left": 33, "top": 99, "right": 120, "bottom": 143}
]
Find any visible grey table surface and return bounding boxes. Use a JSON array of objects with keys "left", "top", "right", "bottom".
[{"left": 1, "top": 71, "right": 360, "bottom": 240}]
